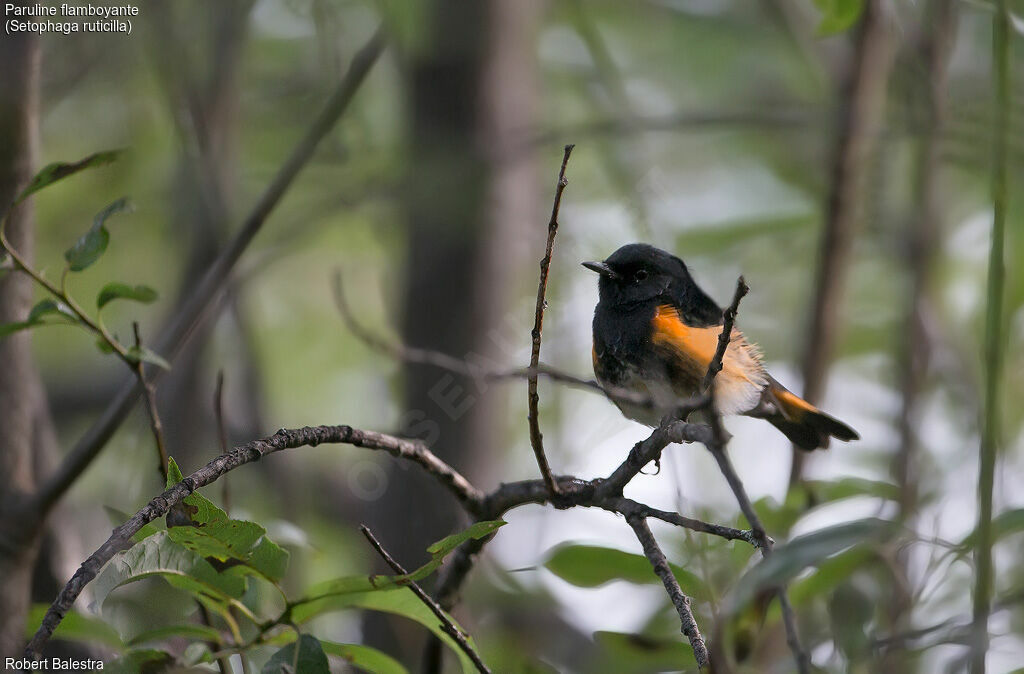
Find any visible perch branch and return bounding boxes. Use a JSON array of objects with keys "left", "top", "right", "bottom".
[
  {"left": 627, "top": 514, "right": 709, "bottom": 669},
  {"left": 360, "top": 526, "right": 492, "bottom": 674},
  {"left": 527, "top": 144, "right": 574, "bottom": 496},
  {"left": 29, "top": 27, "right": 388, "bottom": 520}
]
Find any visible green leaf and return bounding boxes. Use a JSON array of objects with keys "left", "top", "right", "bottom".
[
  {"left": 726, "top": 518, "right": 892, "bottom": 614},
  {"left": 97, "top": 282, "right": 158, "bottom": 309},
  {"left": 64, "top": 197, "right": 132, "bottom": 272},
  {"left": 959, "top": 508, "right": 1024, "bottom": 551},
  {"left": 168, "top": 519, "right": 290, "bottom": 583},
  {"left": 270, "top": 633, "right": 408, "bottom": 674},
  {"left": 594, "top": 630, "right": 698, "bottom": 672},
  {"left": 126, "top": 623, "right": 223, "bottom": 647},
  {"left": 321, "top": 641, "right": 408, "bottom": 674},
  {"left": 427, "top": 519, "right": 505, "bottom": 559},
  {"left": 810, "top": 0, "right": 864, "bottom": 35},
  {"left": 25, "top": 604, "right": 124, "bottom": 651},
  {"left": 65, "top": 222, "right": 109, "bottom": 272},
  {"left": 125, "top": 345, "right": 171, "bottom": 370},
  {"left": 105, "top": 648, "right": 173, "bottom": 674},
  {"left": 292, "top": 588, "right": 477, "bottom": 674},
  {"left": 16, "top": 150, "right": 122, "bottom": 204},
  {"left": 1, "top": 300, "right": 78, "bottom": 337},
  {"left": 829, "top": 581, "right": 874, "bottom": 661},
  {"left": 0, "top": 321, "right": 36, "bottom": 338},
  {"left": 182, "top": 642, "right": 213, "bottom": 666},
  {"left": 28, "top": 299, "right": 77, "bottom": 324},
  {"left": 238, "top": 536, "right": 290, "bottom": 582},
  {"left": 297, "top": 520, "right": 505, "bottom": 602},
  {"left": 544, "top": 544, "right": 709, "bottom": 600},
  {"left": 164, "top": 459, "right": 289, "bottom": 581},
  {"left": 789, "top": 546, "right": 876, "bottom": 606},
  {"left": 93, "top": 531, "right": 245, "bottom": 609},
  {"left": 799, "top": 477, "right": 901, "bottom": 505},
  {"left": 262, "top": 634, "right": 329, "bottom": 674},
  {"left": 166, "top": 456, "right": 228, "bottom": 525}
]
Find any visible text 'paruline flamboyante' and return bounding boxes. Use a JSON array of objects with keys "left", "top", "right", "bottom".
[{"left": 4, "top": 3, "right": 139, "bottom": 18}]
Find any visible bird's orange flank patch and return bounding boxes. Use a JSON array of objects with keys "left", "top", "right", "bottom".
[{"left": 650, "top": 305, "right": 719, "bottom": 369}]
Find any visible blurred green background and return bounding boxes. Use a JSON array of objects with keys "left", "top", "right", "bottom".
[{"left": 4, "top": 0, "right": 1024, "bottom": 671}]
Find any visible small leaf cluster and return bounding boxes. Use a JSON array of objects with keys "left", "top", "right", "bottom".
[
  {"left": 33, "top": 456, "right": 504, "bottom": 673},
  {"left": 0, "top": 151, "right": 166, "bottom": 369}
]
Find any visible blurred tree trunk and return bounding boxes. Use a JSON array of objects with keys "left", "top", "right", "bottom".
[
  {"left": 0, "top": 22, "right": 49, "bottom": 659},
  {"left": 790, "top": 0, "right": 894, "bottom": 487},
  {"left": 883, "top": 3, "right": 955, "bottom": 672},
  {"left": 147, "top": 0, "right": 264, "bottom": 468},
  {"left": 361, "top": 0, "right": 542, "bottom": 662}
]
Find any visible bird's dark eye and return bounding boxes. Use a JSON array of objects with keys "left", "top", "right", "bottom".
[{"left": 634, "top": 269, "right": 648, "bottom": 282}]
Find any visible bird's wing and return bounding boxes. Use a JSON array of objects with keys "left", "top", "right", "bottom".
[{"left": 649, "top": 304, "right": 766, "bottom": 414}]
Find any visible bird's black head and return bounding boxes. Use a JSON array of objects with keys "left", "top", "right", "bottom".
[{"left": 582, "top": 243, "right": 693, "bottom": 309}]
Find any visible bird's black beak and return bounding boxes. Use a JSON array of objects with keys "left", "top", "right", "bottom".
[{"left": 582, "top": 260, "right": 621, "bottom": 280}]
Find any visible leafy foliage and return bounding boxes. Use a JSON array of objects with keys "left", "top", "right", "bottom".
[
  {"left": 544, "top": 543, "right": 709, "bottom": 600},
  {"left": 810, "top": 0, "right": 864, "bottom": 35},
  {"left": 262, "top": 634, "right": 329, "bottom": 674},
  {"left": 96, "top": 282, "right": 157, "bottom": 309},
  {"left": 0, "top": 300, "right": 78, "bottom": 337},
  {"left": 15, "top": 150, "right": 122, "bottom": 204},
  {"left": 64, "top": 197, "right": 132, "bottom": 271},
  {"left": 24, "top": 604, "right": 123, "bottom": 652},
  {"left": 90, "top": 460, "right": 501, "bottom": 672},
  {"left": 725, "top": 518, "right": 893, "bottom": 614}
]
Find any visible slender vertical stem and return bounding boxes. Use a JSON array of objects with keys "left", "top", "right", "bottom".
[
  {"left": 703, "top": 281, "right": 810, "bottom": 674},
  {"left": 527, "top": 144, "right": 574, "bottom": 496},
  {"left": 886, "top": 4, "right": 956, "bottom": 672},
  {"left": 213, "top": 370, "right": 231, "bottom": 513},
  {"left": 791, "top": 0, "right": 893, "bottom": 488},
  {"left": 969, "top": 0, "right": 1009, "bottom": 670},
  {"left": 627, "top": 515, "right": 709, "bottom": 669},
  {"left": 132, "top": 322, "right": 168, "bottom": 482},
  {"left": 360, "top": 525, "right": 492, "bottom": 674}
]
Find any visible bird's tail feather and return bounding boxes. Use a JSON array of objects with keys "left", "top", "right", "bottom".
[{"left": 764, "top": 378, "right": 859, "bottom": 451}]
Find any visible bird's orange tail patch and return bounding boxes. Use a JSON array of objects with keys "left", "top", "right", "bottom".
[
  {"left": 767, "top": 381, "right": 859, "bottom": 450},
  {"left": 773, "top": 387, "right": 818, "bottom": 420}
]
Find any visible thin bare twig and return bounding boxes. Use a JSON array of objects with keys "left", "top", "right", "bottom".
[
  {"left": 360, "top": 526, "right": 492, "bottom": 674},
  {"left": 527, "top": 144, "right": 574, "bottom": 497},
  {"left": 132, "top": 322, "right": 168, "bottom": 482},
  {"left": 27, "top": 28, "right": 388, "bottom": 521},
  {"left": 604, "top": 497, "right": 757, "bottom": 546},
  {"left": 701, "top": 277, "right": 748, "bottom": 392},
  {"left": 331, "top": 271, "right": 602, "bottom": 393},
  {"left": 335, "top": 268, "right": 676, "bottom": 413},
  {"left": 703, "top": 277, "right": 811, "bottom": 674},
  {"left": 627, "top": 515, "right": 709, "bottom": 669},
  {"left": 213, "top": 370, "right": 231, "bottom": 514}
]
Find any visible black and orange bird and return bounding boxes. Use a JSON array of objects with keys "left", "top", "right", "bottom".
[{"left": 584, "top": 243, "right": 858, "bottom": 450}]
